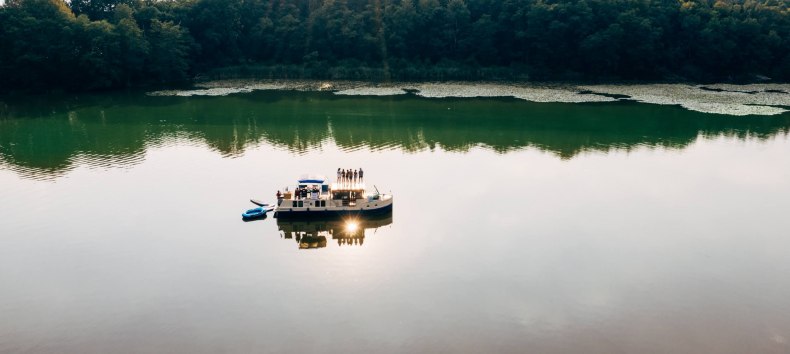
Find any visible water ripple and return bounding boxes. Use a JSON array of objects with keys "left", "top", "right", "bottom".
[{"left": 70, "top": 150, "right": 146, "bottom": 172}]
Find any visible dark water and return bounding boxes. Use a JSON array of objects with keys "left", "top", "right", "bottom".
[{"left": 1, "top": 91, "right": 790, "bottom": 353}]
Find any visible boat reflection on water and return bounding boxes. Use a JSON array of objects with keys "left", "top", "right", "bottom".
[{"left": 276, "top": 214, "right": 393, "bottom": 249}]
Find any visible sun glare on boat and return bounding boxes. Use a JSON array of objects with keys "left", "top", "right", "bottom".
[{"left": 345, "top": 220, "right": 359, "bottom": 233}]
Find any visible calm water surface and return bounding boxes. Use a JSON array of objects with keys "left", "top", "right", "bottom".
[{"left": 1, "top": 91, "right": 790, "bottom": 353}]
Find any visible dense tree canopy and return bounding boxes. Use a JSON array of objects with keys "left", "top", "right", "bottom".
[{"left": 0, "top": 0, "right": 788, "bottom": 92}]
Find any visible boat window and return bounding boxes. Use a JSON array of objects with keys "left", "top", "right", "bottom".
[{"left": 333, "top": 191, "right": 351, "bottom": 200}]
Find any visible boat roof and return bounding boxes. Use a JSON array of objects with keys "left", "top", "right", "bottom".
[{"left": 298, "top": 174, "right": 327, "bottom": 184}]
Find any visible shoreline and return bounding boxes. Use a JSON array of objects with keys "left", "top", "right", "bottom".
[{"left": 147, "top": 79, "right": 790, "bottom": 117}]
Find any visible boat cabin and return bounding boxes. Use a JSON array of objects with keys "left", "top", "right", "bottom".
[
  {"left": 281, "top": 176, "right": 329, "bottom": 202},
  {"left": 331, "top": 188, "right": 365, "bottom": 206},
  {"left": 280, "top": 175, "right": 373, "bottom": 207}
]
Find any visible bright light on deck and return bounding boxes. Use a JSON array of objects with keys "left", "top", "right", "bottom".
[{"left": 332, "top": 182, "right": 365, "bottom": 190}]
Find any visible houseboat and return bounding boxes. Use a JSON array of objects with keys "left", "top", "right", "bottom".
[{"left": 274, "top": 174, "right": 393, "bottom": 219}]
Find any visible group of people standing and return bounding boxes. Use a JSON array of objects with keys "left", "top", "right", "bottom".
[
  {"left": 337, "top": 168, "right": 363, "bottom": 185},
  {"left": 275, "top": 185, "right": 319, "bottom": 200},
  {"left": 278, "top": 186, "right": 319, "bottom": 200},
  {"left": 297, "top": 186, "right": 320, "bottom": 200}
]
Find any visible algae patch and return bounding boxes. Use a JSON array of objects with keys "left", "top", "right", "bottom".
[
  {"left": 334, "top": 87, "right": 408, "bottom": 96},
  {"left": 581, "top": 84, "right": 790, "bottom": 116},
  {"left": 147, "top": 80, "right": 790, "bottom": 116}
]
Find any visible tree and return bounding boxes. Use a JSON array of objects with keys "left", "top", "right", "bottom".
[
  {"left": 146, "top": 19, "right": 191, "bottom": 83},
  {"left": 70, "top": 14, "right": 121, "bottom": 89},
  {"left": 445, "top": 0, "right": 470, "bottom": 59},
  {"left": 70, "top": 0, "right": 137, "bottom": 21},
  {"left": 113, "top": 4, "right": 149, "bottom": 85},
  {"left": 2, "top": 0, "right": 790, "bottom": 92},
  {"left": 0, "top": 0, "right": 76, "bottom": 90},
  {"left": 186, "top": 0, "right": 243, "bottom": 67}
]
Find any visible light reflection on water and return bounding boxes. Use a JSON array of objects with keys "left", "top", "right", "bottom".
[
  {"left": 277, "top": 214, "right": 393, "bottom": 250},
  {"left": 0, "top": 92, "right": 790, "bottom": 353}
]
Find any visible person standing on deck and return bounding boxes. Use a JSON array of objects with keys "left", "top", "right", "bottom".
[
  {"left": 337, "top": 168, "right": 341, "bottom": 183},
  {"left": 353, "top": 169, "right": 358, "bottom": 184},
  {"left": 345, "top": 169, "right": 351, "bottom": 187},
  {"left": 359, "top": 168, "right": 364, "bottom": 183}
]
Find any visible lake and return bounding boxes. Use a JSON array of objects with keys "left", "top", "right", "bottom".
[{"left": 1, "top": 90, "right": 790, "bottom": 353}]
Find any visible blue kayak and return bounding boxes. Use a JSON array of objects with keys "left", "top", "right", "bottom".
[{"left": 242, "top": 205, "right": 274, "bottom": 220}]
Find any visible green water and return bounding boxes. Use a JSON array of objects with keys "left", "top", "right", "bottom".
[
  {"left": 2, "top": 91, "right": 788, "bottom": 177},
  {"left": 1, "top": 91, "right": 790, "bottom": 353}
]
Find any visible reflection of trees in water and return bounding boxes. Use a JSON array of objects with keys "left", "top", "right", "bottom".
[
  {"left": 277, "top": 214, "right": 393, "bottom": 250},
  {"left": 1, "top": 92, "right": 789, "bottom": 179}
]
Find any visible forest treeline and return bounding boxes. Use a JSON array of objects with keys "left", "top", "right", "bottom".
[{"left": 1, "top": 0, "right": 788, "bottom": 92}]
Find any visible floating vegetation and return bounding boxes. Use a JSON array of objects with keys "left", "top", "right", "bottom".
[
  {"left": 581, "top": 84, "right": 790, "bottom": 116},
  {"left": 146, "top": 80, "right": 790, "bottom": 116},
  {"left": 408, "top": 84, "right": 617, "bottom": 103},
  {"left": 702, "top": 83, "right": 790, "bottom": 95},
  {"left": 334, "top": 87, "right": 407, "bottom": 96},
  {"left": 147, "top": 87, "right": 253, "bottom": 97},
  {"left": 195, "top": 79, "right": 362, "bottom": 91}
]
